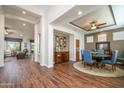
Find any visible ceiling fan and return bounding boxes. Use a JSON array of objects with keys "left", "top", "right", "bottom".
[
  {"left": 89, "top": 21, "right": 107, "bottom": 30},
  {"left": 4, "top": 27, "right": 15, "bottom": 35}
]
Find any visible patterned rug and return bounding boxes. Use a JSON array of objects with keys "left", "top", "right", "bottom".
[{"left": 73, "top": 62, "right": 124, "bottom": 77}]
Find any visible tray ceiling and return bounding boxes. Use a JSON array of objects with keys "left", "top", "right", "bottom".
[{"left": 70, "top": 6, "right": 116, "bottom": 31}]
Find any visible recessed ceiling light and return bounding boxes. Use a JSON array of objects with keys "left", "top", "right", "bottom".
[
  {"left": 78, "top": 11, "right": 82, "bottom": 15},
  {"left": 23, "top": 23, "right": 26, "bottom": 26},
  {"left": 20, "top": 34, "right": 23, "bottom": 37},
  {"left": 22, "top": 11, "right": 26, "bottom": 14}
]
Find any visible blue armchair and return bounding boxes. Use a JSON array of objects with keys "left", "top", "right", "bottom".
[
  {"left": 81, "top": 50, "right": 84, "bottom": 61},
  {"left": 102, "top": 50, "right": 118, "bottom": 71},
  {"left": 118, "top": 52, "right": 124, "bottom": 64},
  {"left": 97, "top": 49, "right": 105, "bottom": 60},
  {"left": 97, "top": 49, "right": 104, "bottom": 55},
  {"left": 83, "top": 50, "right": 96, "bottom": 69}
]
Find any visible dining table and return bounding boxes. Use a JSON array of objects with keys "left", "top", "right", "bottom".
[
  {"left": 91, "top": 52, "right": 111, "bottom": 68},
  {"left": 92, "top": 54, "right": 111, "bottom": 58}
]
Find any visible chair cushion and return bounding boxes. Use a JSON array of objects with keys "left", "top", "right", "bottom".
[
  {"left": 86, "top": 60, "right": 96, "bottom": 63},
  {"left": 102, "top": 60, "right": 113, "bottom": 64}
]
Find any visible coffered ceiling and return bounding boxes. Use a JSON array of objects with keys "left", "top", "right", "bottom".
[{"left": 70, "top": 6, "right": 116, "bottom": 31}]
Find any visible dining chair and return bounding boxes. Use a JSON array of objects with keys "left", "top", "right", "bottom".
[
  {"left": 81, "top": 50, "right": 84, "bottom": 61},
  {"left": 102, "top": 50, "right": 118, "bottom": 71},
  {"left": 83, "top": 50, "right": 96, "bottom": 69},
  {"left": 97, "top": 49, "right": 104, "bottom": 55},
  {"left": 117, "top": 52, "right": 124, "bottom": 65},
  {"left": 97, "top": 49, "right": 105, "bottom": 60}
]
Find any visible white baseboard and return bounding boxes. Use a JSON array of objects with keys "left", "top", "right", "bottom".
[
  {"left": 40, "top": 62, "right": 46, "bottom": 66},
  {"left": 47, "top": 64, "right": 54, "bottom": 68},
  {"left": 40, "top": 63, "right": 54, "bottom": 68}
]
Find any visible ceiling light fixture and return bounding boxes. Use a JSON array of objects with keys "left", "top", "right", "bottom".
[
  {"left": 91, "top": 23, "right": 97, "bottom": 30},
  {"left": 22, "top": 11, "right": 26, "bottom": 14},
  {"left": 78, "top": 11, "right": 82, "bottom": 15},
  {"left": 91, "top": 26, "right": 96, "bottom": 30},
  {"left": 23, "top": 23, "right": 26, "bottom": 26}
]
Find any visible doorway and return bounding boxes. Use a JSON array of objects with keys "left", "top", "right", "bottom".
[{"left": 76, "top": 39, "right": 80, "bottom": 61}]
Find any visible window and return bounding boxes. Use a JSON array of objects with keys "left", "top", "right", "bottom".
[
  {"left": 5, "top": 41, "right": 21, "bottom": 57},
  {"left": 113, "top": 31, "right": 124, "bottom": 41},
  {"left": 6, "top": 41, "right": 21, "bottom": 52},
  {"left": 98, "top": 34, "right": 107, "bottom": 42},
  {"left": 86, "top": 36, "right": 93, "bottom": 43}
]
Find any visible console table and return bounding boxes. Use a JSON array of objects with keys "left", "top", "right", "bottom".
[{"left": 54, "top": 51, "right": 69, "bottom": 64}]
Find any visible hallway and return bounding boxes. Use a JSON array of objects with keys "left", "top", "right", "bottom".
[{"left": 0, "top": 58, "right": 124, "bottom": 88}]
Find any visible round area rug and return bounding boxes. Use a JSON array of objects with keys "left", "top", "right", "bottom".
[{"left": 73, "top": 62, "right": 124, "bottom": 77}]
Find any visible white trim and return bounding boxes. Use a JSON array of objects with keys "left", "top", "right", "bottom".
[{"left": 47, "top": 64, "right": 54, "bottom": 68}]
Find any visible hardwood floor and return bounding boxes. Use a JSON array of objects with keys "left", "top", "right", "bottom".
[{"left": 0, "top": 57, "right": 124, "bottom": 88}]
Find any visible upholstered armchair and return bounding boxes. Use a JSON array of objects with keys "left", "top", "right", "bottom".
[
  {"left": 83, "top": 50, "right": 96, "bottom": 69},
  {"left": 97, "top": 49, "right": 104, "bottom": 55},
  {"left": 16, "top": 49, "right": 28, "bottom": 59},
  {"left": 102, "top": 50, "right": 118, "bottom": 71},
  {"left": 97, "top": 49, "right": 105, "bottom": 60},
  {"left": 81, "top": 50, "right": 84, "bottom": 61},
  {"left": 117, "top": 52, "right": 124, "bottom": 65}
]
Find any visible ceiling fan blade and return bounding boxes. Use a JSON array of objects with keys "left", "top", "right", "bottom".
[
  {"left": 97, "top": 23, "right": 106, "bottom": 26},
  {"left": 83, "top": 26, "right": 91, "bottom": 30},
  {"left": 90, "top": 20, "right": 97, "bottom": 24}
]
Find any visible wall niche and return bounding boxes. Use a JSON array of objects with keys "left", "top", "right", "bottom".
[{"left": 54, "top": 30, "right": 69, "bottom": 63}]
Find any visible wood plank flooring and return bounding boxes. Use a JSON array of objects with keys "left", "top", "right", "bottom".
[{"left": 0, "top": 57, "right": 124, "bottom": 88}]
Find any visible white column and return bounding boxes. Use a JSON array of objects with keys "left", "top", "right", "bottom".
[
  {"left": 40, "top": 16, "right": 48, "bottom": 66},
  {"left": 79, "top": 33, "right": 84, "bottom": 60},
  {"left": 0, "top": 14, "right": 5, "bottom": 67},
  {"left": 47, "top": 25, "right": 54, "bottom": 68},
  {"left": 40, "top": 16, "right": 54, "bottom": 68},
  {"left": 34, "top": 24, "right": 39, "bottom": 62},
  {"left": 74, "top": 35, "right": 77, "bottom": 61}
]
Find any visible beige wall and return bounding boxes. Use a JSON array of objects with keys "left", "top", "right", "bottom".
[{"left": 85, "top": 27, "right": 124, "bottom": 57}]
